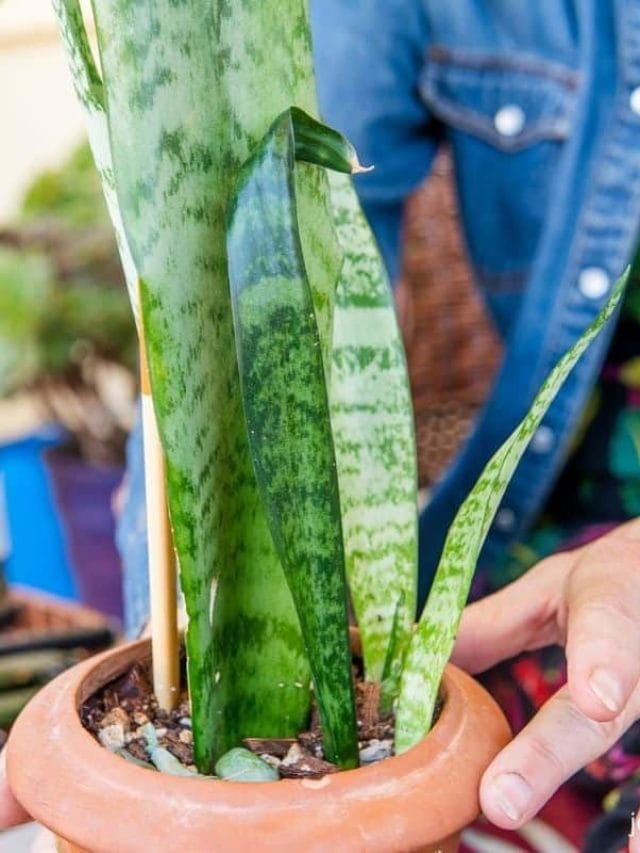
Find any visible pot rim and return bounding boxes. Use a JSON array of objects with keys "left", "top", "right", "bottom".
[{"left": 8, "top": 637, "right": 510, "bottom": 852}]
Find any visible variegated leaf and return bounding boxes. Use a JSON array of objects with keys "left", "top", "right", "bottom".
[
  {"left": 228, "top": 108, "right": 360, "bottom": 768},
  {"left": 87, "top": 0, "right": 346, "bottom": 772},
  {"left": 51, "top": 0, "right": 139, "bottom": 326},
  {"left": 329, "top": 173, "right": 417, "bottom": 705},
  {"left": 395, "top": 271, "right": 628, "bottom": 752}
]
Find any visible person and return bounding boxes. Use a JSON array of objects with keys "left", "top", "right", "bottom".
[
  {"left": 3, "top": 0, "right": 640, "bottom": 847},
  {"left": 308, "top": 0, "right": 640, "bottom": 847}
]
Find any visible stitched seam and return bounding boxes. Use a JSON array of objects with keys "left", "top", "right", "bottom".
[
  {"left": 421, "top": 85, "right": 571, "bottom": 151},
  {"left": 428, "top": 44, "right": 581, "bottom": 89}
]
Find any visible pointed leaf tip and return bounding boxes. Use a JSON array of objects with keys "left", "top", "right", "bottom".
[{"left": 350, "top": 155, "right": 374, "bottom": 175}]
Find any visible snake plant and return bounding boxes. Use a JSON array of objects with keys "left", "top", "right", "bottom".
[{"left": 53, "top": 0, "right": 625, "bottom": 774}]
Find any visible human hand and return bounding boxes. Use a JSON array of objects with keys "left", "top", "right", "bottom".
[{"left": 452, "top": 518, "right": 640, "bottom": 847}]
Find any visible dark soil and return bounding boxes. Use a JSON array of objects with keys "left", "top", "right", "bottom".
[
  {"left": 81, "top": 656, "right": 408, "bottom": 779},
  {"left": 81, "top": 661, "right": 197, "bottom": 770}
]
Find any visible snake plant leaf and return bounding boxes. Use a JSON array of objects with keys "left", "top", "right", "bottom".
[
  {"left": 395, "top": 271, "right": 628, "bottom": 753},
  {"left": 87, "top": 0, "right": 350, "bottom": 772},
  {"left": 379, "top": 591, "right": 407, "bottom": 709},
  {"left": 228, "top": 108, "right": 359, "bottom": 769},
  {"left": 328, "top": 173, "right": 418, "bottom": 706},
  {"left": 51, "top": 0, "right": 139, "bottom": 326}
]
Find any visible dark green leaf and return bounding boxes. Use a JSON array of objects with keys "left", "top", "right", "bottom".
[{"left": 228, "top": 109, "right": 358, "bottom": 769}]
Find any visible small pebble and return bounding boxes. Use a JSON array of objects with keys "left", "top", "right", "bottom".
[
  {"left": 150, "top": 746, "right": 199, "bottom": 777},
  {"left": 132, "top": 711, "right": 149, "bottom": 726},
  {"left": 155, "top": 727, "right": 168, "bottom": 738},
  {"left": 178, "top": 729, "right": 193, "bottom": 745},
  {"left": 179, "top": 717, "right": 192, "bottom": 728},
  {"left": 260, "top": 753, "right": 281, "bottom": 769},
  {"left": 359, "top": 739, "right": 393, "bottom": 765},
  {"left": 281, "top": 743, "right": 303, "bottom": 767},
  {"left": 215, "top": 747, "right": 279, "bottom": 782},
  {"left": 101, "top": 708, "right": 130, "bottom": 732},
  {"left": 98, "top": 724, "right": 126, "bottom": 752}
]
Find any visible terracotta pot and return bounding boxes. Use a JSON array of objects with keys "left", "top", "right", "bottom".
[{"left": 7, "top": 637, "right": 510, "bottom": 853}]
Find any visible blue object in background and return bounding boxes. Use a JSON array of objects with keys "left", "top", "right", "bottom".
[{"left": 0, "top": 427, "right": 78, "bottom": 600}]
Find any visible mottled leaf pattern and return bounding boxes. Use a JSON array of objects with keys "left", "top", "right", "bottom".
[
  {"left": 395, "top": 272, "right": 628, "bottom": 752},
  {"left": 55, "top": 0, "right": 418, "bottom": 766},
  {"left": 328, "top": 173, "right": 417, "bottom": 702},
  {"left": 51, "top": 0, "right": 139, "bottom": 325},
  {"left": 86, "top": 0, "right": 349, "bottom": 771},
  {"left": 228, "top": 109, "right": 359, "bottom": 768}
]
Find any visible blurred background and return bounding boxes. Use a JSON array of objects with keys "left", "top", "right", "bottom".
[{"left": 0, "top": 0, "right": 135, "bottom": 629}]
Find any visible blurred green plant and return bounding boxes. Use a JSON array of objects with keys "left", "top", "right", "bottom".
[
  {"left": 21, "top": 144, "right": 107, "bottom": 229},
  {"left": 0, "top": 249, "right": 50, "bottom": 395},
  {"left": 0, "top": 143, "right": 136, "bottom": 462}
]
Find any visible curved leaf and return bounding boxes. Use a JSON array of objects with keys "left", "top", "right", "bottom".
[
  {"left": 395, "top": 271, "right": 628, "bottom": 752},
  {"left": 227, "top": 108, "right": 359, "bottom": 768},
  {"left": 328, "top": 173, "right": 418, "bottom": 706}
]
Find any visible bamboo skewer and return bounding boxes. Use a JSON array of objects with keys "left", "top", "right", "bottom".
[{"left": 139, "top": 337, "right": 180, "bottom": 712}]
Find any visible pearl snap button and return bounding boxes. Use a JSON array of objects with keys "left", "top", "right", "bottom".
[
  {"left": 578, "top": 267, "right": 610, "bottom": 299},
  {"left": 495, "top": 508, "right": 516, "bottom": 532},
  {"left": 494, "top": 105, "right": 526, "bottom": 137},
  {"left": 630, "top": 87, "right": 640, "bottom": 116},
  {"left": 531, "top": 425, "right": 555, "bottom": 454}
]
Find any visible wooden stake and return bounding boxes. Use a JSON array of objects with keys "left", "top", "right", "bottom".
[{"left": 139, "top": 337, "right": 180, "bottom": 712}]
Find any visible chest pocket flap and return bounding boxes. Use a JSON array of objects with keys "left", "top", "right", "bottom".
[{"left": 420, "top": 46, "right": 580, "bottom": 152}]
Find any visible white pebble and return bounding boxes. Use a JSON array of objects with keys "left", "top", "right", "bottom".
[
  {"left": 281, "top": 743, "right": 303, "bottom": 767},
  {"left": 359, "top": 739, "right": 393, "bottom": 765},
  {"left": 260, "top": 753, "right": 281, "bottom": 769},
  {"left": 98, "top": 724, "right": 125, "bottom": 752}
]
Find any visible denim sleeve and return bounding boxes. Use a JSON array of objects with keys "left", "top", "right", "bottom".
[
  {"left": 311, "top": 0, "right": 437, "bottom": 280},
  {"left": 115, "top": 406, "right": 149, "bottom": 638}
]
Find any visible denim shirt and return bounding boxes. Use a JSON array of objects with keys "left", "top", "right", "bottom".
[
  {"left": 119, "top": 1, "right": 640, "bottom": 633},
  {"left": 312, "top": 0, "right": 640, "bottom": 604}
]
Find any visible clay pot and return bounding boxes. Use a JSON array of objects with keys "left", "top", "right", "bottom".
[{"left": 7, "top": 637, "right": 510, "bottom": 852}]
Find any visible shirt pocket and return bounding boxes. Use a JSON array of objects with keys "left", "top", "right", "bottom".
[{"left": 419, "top": 46, "right": 581, "bottom": 333}]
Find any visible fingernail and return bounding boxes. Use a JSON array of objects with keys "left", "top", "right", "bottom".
[
  {"left": 589, "top": 667, "right": 624, "bottom": 713},
  {"left": 488, "top": 772, "right": 533, "bottom": 822}
]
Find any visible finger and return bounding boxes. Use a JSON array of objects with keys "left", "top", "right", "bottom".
[
  {"left": 0, "top": 750, "right": 29, "bottom": 829},
  {"left": 564, "top": 531, "right": 640, "bottom": 722},
  {"left": 480, "top": 683, "right": 639, "bottom": 829},
  {"left": 452, "top": 553, "right": 573, "bottom": 673}
]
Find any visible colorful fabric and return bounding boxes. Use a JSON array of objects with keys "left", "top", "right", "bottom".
[{"left": 546, "top": 267, "right": 640, "bottom": 528}]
